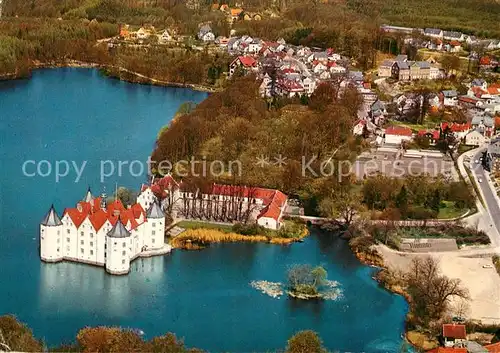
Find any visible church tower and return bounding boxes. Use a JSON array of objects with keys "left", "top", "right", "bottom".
[{"left": 40, "top": 205, "right": 64, "bottom": 262}]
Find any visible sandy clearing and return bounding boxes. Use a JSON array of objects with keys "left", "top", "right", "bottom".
[{"left": 375, "top": 245, "right": 500, "bottom": 324}]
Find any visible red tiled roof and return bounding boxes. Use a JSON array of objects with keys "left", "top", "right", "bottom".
[
  {"left": 459, "top": 96, "right": 480, "bottom": 104},
  {"left": 487, "top": 86, "right": 500, "bottom": 95},
  {"left": 485, "top": 342, "right": 500, "bottom": 353},
  {"left": 441, "top": 122, "right": 471, "bottom": 132},
  {"left": 418, "top": 129, "right": 440, "bottom": 140},
  {"left": 155, "top": 174, "right": 179, "bottom": 190},
  {"left": 237, "top": 56, "right": 257, "bottom": 67},
  {"left": 442, "top": 324, "right": 466, "bottom": 339},
  {"left": 450, "top": 40, "right": 461, "bottom": 46},
  {"left": 480, "top": 56, "right": 491, "bottom": 65},
  {"left": 385, "top": 126, "right": 413, "bottom": 136},
  {"left": 131, "top": 203, "right": 145, "bottom": 219},
  {"left": 63, "top": 208, "right": 87, "bottom": 228},
  {"left": 88, "top": 209, "right": 108, "bottom": 232},
  {"left": 107, "top": 199, "right": 125, "bottom": 216},
  {"left": 257, "top": 190, "right": 287, "bottom": 221},
  {"left": 471, "top": 86, "right": 487, "bottom": 97},
  {"left": 427, "top": 348, "right": 467, "bottom": 353}
]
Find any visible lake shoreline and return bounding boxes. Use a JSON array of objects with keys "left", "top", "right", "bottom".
[
  {"left": 348, "top": 238, "right": 421, "bottom": 350},
  {"left": 0, "top": 60, "right": 221, "bottom": 93}
]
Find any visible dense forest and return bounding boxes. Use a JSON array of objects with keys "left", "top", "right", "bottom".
[
  {"left": 3, "top": 0, "right": 500, "bottom": 38},
  {"left": 151, "top": 75, "right": 364, "bottom": 213}
]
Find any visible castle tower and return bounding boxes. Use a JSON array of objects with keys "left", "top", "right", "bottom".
[
  {"left": 40, "top": 205, "right": 64, "bottom": 262},
  {"left": 84, "top": 187, "right": 94, "bottom": 202},
  {"left": 105, "top": 217, "right": 132, "bottom": 275},
  {"left": 147, "top": 201, "right": 165, "bottom": 250}
]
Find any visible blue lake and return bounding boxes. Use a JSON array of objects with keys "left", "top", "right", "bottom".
[{"left": 0, "top": 68, "right": 409, "bottom": 352}]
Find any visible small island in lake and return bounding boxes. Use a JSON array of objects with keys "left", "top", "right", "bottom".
[{"left": 287, "top": 264, "right": 329, "bottom": 299}]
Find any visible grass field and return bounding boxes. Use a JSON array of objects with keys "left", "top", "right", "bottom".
[
  {"left": 437, "top": 201, "right": 468, "bottom": 220},
  {"left": 175, "top": 220, "right": 233, "bottom": 232}
]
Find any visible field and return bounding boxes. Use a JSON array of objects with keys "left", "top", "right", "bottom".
[{"left": 175, "top": 220, "right": 233, "bottom": 232}]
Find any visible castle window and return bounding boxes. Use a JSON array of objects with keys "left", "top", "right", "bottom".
[
  {"left": 81, "top": 240, "right": 84, "bottom": 245},
  {"left": 152, "top": 222, "right": 156, "bottom": 227},
  {"left": 90, "top": 233, "right": 94, "bottom": 238},
  {"left": 90, "top": 242, "right": 93, "bottom": 247},
  {"left": 67, "top": 237, "right": 70, "bottom": 242},
  {"left": 57, "top": 238, "right": 60, "bottom": 243},
  {"left": 67, "top": 229, "right": 70, "bottom": 234},
  {"left": 57, "top": 248, "right": 60, "bottom": 252},
  {"left": 152, "top": 230, "right": 156, "bottom": 235},
  {"left": 57, "top": 230, "right": 60, "bottom": 235},
  {"left": 80, "top": 248, "right": 84, "bottom": 254},
  {"left": 122, "top": 251, "right": 126, "bottom": 256},
  {"left": 152, "top": 238, "right": 155, "bottom": 243},
  {"left": 122, "top": 259, "right": 126, "bottom": 264},
  {"left": 80, "top": 231, "right": 84, "bottom": 236},
  {"left": 123, "top": 242, "right": 126, "bottom": 248},
  {"left": 90, "top": 250, "right": 94, "bottom": 255},
  {"left": 66, "top": 246, "right": 70, "bottom": 251}
]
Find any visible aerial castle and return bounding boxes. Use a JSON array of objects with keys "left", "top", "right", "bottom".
[{"left": 40, "top": 188, "right": 170, "bottom": 275}]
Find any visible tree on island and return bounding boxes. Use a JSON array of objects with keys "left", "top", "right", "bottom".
[{"left": 287, "top": 265, "right": 328, "bottom": 298}]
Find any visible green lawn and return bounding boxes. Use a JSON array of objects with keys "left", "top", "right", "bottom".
[
  {"left": 387, "top": 118, "right": 441, "bottom": 132},
  {"left": 175, "top": 220, "right": 233, "bottom": 232},
  {"left": 437, "top": 201, "right": 468, "bottom": 220}
]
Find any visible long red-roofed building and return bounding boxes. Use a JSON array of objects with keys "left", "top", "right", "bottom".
[{"left": 148, "top": 175, "right": 288, "bottom": 230}]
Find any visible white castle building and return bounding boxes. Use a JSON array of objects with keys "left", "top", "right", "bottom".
[{"left": 40, "top": 189, "right": 170, "bottom": 275}]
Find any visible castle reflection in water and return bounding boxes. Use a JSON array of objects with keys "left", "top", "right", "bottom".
[{"left": 39, "top": 256, "right": 166, "bottom": 316}]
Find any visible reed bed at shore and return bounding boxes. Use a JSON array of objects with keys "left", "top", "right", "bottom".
[{"left": 170, "top": 228, "right": 305, "bottom": 249}]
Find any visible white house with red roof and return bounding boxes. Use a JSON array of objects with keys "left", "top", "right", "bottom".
[
  {"left": 229, "top": 55, "right": 258, "bottom": 77},
  {"left": 442, "top": 324, "right": 466, "bottom": 347},
  {"left": 40, "top": 188, "right": 170, "bottom": 275},
  {"left": 276, "top": 78, "right": 305, "bottom": 98},
  {"left": 384, "top": 126, "right": 413, "bottom": 145}
]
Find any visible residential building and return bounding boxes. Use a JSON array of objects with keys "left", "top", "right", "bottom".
[
  {"left": 465, "top": 130, "right": 486, "bottom": 146},
  {"left": 471, "top": 78, "right": 488, "bottom": 91},
  {"left": 429, "top": 66, "right": 444, "bottom": 79},
  {"left": 449, "top": 40, "right": 462, "bottom": 52},
  {"left": 417, "top": 129, "right": 440, "bottom": 145},
  {"left": 198, "top": 24, "right": 215, "bottom": 42},
  {"left": 471, "top": 114, "right": 494, "bottom": 137},
  {"left": 442, "top": 324, "right": 466, "bottom": 348},
  {"left": 136, "top": 27, "right": 150, "bottom": 40},
  {"left": 384, "top": 126, "right": 413, "bottom": 145},
  {"left": 276, "top": 78, "right": 304, "bottom": 98},
  {"left": 159, "top": 30, "right": 172, "bottom": 43},
  {"left": 229, "top": 56, "right": 258, "bottom": 77},
  {"left": 392, "top": 61, "right": 431, "bottom": 81},
  {"left": 488, "top": 136, "right": 500, "bottom": 157},
  {"left": 441, "top": 90, "right": 458, "bottom": 107},
  {"left": 378, "top": 60, "right": 394, "bottom": 77},
  {"left": 424, "top": 28, "right": 443, "bottom": 38},
  {"left": 443, "top": 31, "right": 465, "bottom": 42}
]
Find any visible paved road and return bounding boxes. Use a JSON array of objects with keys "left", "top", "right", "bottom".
[{"left": 471, "top": 149, "right": 500, "bottom": 245}]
